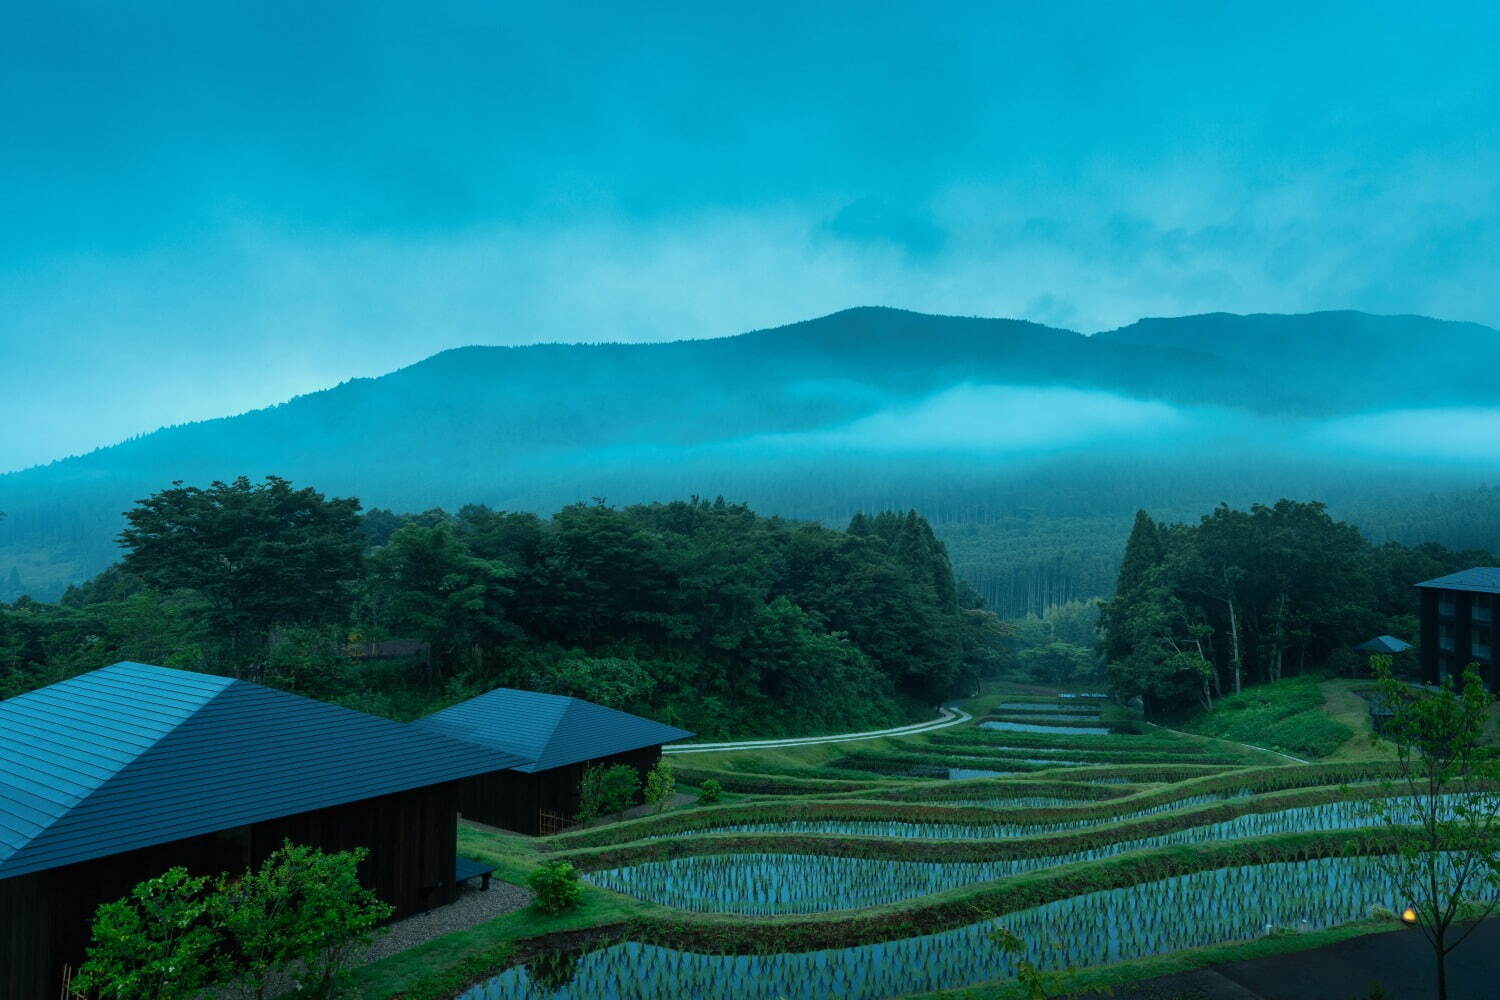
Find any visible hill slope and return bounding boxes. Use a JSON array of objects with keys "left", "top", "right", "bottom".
[{"left": 4, "top": 306, "right": 1500, "bottom": 606}]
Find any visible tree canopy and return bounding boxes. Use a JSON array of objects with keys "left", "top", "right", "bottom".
[
  {"left": 1101, "top": 500, "right": 1494, "bottom": 716},
  {"left": 3, "top": 485, "right": 1003, "bottom": 740}
]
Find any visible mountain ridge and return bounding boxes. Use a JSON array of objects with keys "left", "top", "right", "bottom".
[{"left": 5, "top": 306, "right": 1500, "bottom": 604}]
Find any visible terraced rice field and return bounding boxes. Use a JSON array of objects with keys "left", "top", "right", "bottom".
[
  {"left": 982, "top": 720, "right": 1111, "bottom": 734},
  {"left": 588, "top": 797, "right": 1450, "bottom": 913},
  {"left": 488, "top": 693, "right": 1463, "bottom": 999},
  {"left": 471, "top": 857, "right": 1416, "bottom": 999}
]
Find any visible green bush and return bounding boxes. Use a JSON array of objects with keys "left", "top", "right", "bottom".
[
  {"left": 220, "top": 841, "right": 392, "bottom": 998},
  {"left": 75, "top": 843, "right": 391, "bottom": 1000},
  {"left": 528, "top": 860, "right": 584, "bottom": 914},
  {"left": 697, "top": 779, "right": 723, "bottom": 805},
  {"left": 644, "top": 759, "right": 676, "bottom": 813},
  {"left": 74, "top": 867, "right": 228, "bottom": 1000},
  {"left": 576, "top": 762, "right": 644, "bottom": 822}
]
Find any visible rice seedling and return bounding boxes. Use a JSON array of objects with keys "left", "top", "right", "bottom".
[
  {"left": 601, "top": 795, "right": 1460, "bottom": 913},
  {"left": 469, "top": 856, "right": 1439, "bottom": 999},
  {"left": 983, "top": 721, "right": 1112, "bottom": 735}
]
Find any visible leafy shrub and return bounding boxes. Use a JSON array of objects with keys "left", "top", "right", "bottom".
[
  {"left": 220, "top": 841, "right": 392, "bottom": 998},
  {"left": 75, "top": 843, "right": 391, "bottom": 1000},
  {"left": 74, "top": 867, "right": 228, "bottom": 1000},
  {"left": 528, "top": 860, "right": 584, "bottom": 914},
  {"left": 644, "top": 759, "right": 676, "bottom": 813},
  {"left": 576, "top": 763, "right": 643, "bottom": 822},
  {"left": 697, "top": 779, "right": 723, "bottom": 805}
]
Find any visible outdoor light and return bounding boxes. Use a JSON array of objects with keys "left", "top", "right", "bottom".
[{"left": 1401, "top": 906, "right": 1419, "bottom": 925}]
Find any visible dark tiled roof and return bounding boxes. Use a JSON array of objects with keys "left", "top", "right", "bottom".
[
  {"left": 0, "top": 662, "right": 526, "bottom": 880},
  {"left": 1354, "top": 635, "right": 1412, "bottom": 653},
  {"left": 411, "top": 688, "right": 694, "bottom": 774},
  {"left": 1415, "top": 567, "right": 1500, "bottom": 594}
]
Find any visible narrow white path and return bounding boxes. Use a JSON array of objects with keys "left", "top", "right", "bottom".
[
  {"left": 663, "top": 704, "right": 973, "bottom": 754},
  {"left": 1145, "top": 722, "right": 1311, "bottom": 765}
]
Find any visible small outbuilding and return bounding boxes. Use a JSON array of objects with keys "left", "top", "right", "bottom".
[
  {"left": 0, "top": 662, "right": 524, "bottom": 1000},
  {"left": 1354, "top": 635, "right": 1412, "bottom": 655},
  {"left": 412, "top": 688, "right": 693, "bottom": 835}
]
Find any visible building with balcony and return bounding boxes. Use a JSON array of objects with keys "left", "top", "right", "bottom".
[{"left": 1416, "top": 567, "right": 1500, "bottom": 686}]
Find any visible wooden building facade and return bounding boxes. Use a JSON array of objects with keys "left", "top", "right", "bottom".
[
  {"left": 413, "top": 688, "right": 693, "bottom": 836},
  {"left": 1417, "top": 568, "right": 1500, "bottom": 688},
  {"left": 0, "top": 662, "right": 522, "bottom": 1000}
]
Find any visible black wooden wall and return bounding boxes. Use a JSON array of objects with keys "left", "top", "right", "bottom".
[
  {"left": 460, "top": 745, "right": 663, "bottom": 835},
  {"left": 0, "top": 781, "right": 460, "bottom": 1000}
]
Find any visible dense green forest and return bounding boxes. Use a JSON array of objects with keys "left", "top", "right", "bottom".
[
  {"left": 6, "top": 308, "right": 1500, "bottom": 617},
  {"left": 1100, "top": 500, "right": 1495, "bottom": 716},
  {"left": 0, "top": 478, "right": 1005, "bottom": 738}
]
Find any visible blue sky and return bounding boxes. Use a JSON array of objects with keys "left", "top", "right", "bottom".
[{"left": 3, "top": 1, "right": 1499, "bottom": 472}]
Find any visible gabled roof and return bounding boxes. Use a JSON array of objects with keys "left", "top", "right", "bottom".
[
  {"left": 411, "top": 688, "right": 693, "bottom": 774},
  {"left": 1415, "top": 567, "right": 1500, "bottom": 594},
  {"left": 0, "top": 662, "right": 526, "bottom": 880},
  {"left": 1355, "top": 635, "right": 1412, "bottom": 653}
]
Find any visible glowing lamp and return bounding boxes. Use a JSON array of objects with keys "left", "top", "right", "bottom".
[{"left": 1401, "top": 906, "right": 1419, "bottom": 925}]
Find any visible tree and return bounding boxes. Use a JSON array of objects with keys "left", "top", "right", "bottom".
[
  {"left": 643, "top": 759, "right": 676, "bottom": 813},
  {"left": 1366, "top": 656, "right": 1500, "bottom": 1000},
  {"left": 74, "top": 868, "right": 227, "bottom": 1000},
  {"left": 218, "top": 842, "right": 392, "bottom": 1000},
  {"left": 696, "top": 778, "right": 723, "bottom": 805},
  {"left": 358, "top": 522, "right": 514, "bottom": 679},
  {"left": 118, "top": 476, "right": 362, "bottom": 655}
]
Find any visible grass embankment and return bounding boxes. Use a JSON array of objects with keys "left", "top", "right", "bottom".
[
  {"left": 547, "top": 777, "right": 1424, "bottom": 870},
  {"left": 1178, "top": 676, "right": 1357, "bottom": 758},
  {"left": 538, "top": 761, "right": 1404, "bottom": 852},
  {"left": 354, "top": 827, "right": 1417, "bottom": 999}
]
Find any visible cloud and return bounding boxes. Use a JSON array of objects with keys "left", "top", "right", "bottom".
[
  {"left": 754, "top": 384, "right": 1194, "bottom": 455},
  {"left": 4, "top": 149, "right": 1500, "bottom": 472},
  {"left": 1308, "top": 408, "right": 1500, "bottom": 467},
  {"left": 817, "top": 197, "right": 947, "bottom": 256}
]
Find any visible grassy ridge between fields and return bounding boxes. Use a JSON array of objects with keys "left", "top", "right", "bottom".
[
  {"left": 367, "top": 828, "right": 1424, "bottom": 1000},
  {"left": 547, "top": 778, "right": 1440, "bottom": 870},
  {"left": 545, "top": 763, "right": 1406, "bottom": 851}
]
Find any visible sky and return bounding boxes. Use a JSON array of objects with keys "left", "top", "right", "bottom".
[{"left": 3, "top": 1, "right": 1500, "bottom": 473}]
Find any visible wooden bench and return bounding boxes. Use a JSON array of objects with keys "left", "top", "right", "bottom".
[{"left": 454, "top": 856, "right": 495, "bottom": 892}]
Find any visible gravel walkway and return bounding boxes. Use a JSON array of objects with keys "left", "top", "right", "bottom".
[{"left": 360, "top": 877, "right": 533, "bottom": 965}]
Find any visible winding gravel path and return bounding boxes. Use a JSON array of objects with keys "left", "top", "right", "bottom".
[
  {"left": 359, "top": 878, "right": 533, "bottom": 966},
  {"left": 662, "top": 703, "right": 973, "bottom": 754}
]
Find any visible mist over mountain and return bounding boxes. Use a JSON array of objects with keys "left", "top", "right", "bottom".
[{"left": 5, "top": 306, "right": 1500, "bottom": 611}]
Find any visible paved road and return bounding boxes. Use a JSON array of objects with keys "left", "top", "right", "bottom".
[
  {"left": 662, "top": 704, "right": 973, "bottom": 754},
  {"left": 1093, "top": 919, "right": 1500, "bottom": 1000}
]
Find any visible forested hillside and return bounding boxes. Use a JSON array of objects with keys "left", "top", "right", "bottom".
[
  {"left": 4, "top": 307, "right": 1500, "bottom": 612},
  {"left": 0, "top": 479, "right": 1003, "bottom": 738},
  {"left": 1100, "top": 500, "right": 1495, "bottom": 716}
]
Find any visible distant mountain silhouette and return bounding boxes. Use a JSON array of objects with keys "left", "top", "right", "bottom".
[{"left": 4, "top": 306, "right": 1499, "bottom": 605}]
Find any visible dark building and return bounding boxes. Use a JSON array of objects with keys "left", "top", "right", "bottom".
[
  {"left": 411, "top": 688, "right": 693, "bottom": 835},
  {"left": 1416, "top": 568, "right": 1500, "bottom": 687},
  {"left": 0, "top": 662, "right": 524, "bottom": 1000}
]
